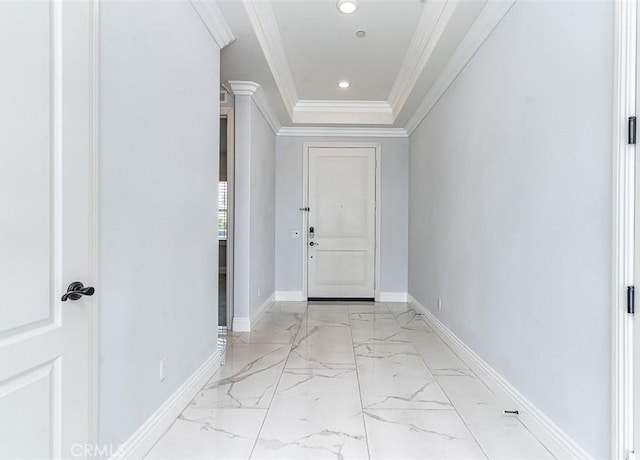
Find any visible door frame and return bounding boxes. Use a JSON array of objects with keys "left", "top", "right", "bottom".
[
  {"left": 89, "top": 0, "right": 100, "bottom": 444},
  {"left": 220, "top": 106, "right": 235, "bottom": 328},
  {"left": 613, "top": 1, "right": 637, "bottom": 459},
  {"left": 301, "top": 142, "right": 381, "bottom": 301}
]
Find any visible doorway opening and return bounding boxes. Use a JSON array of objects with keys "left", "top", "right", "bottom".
[{"left": 219, "top": 107, "right": 234, "bottom": 329}]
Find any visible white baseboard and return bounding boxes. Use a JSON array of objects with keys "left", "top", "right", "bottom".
[
  {"left": 232, "top": 292, "right": 275, "bottom": 332},
  {"left": 275, "top": 290, "right": 306, "bottom": 301},
  {"left": 377, "top": 291, "right": 408, "bottom": 302},
  {"left": 407, "top": 295, "right": 592, "bottom": 460},
  {"left": 110, "top": 351, "right": 221, "bottom": 460},
  {"left": 232, "top": 316, "right": 250, "bottom": 332}
]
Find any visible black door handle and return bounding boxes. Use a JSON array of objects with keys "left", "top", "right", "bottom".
[{"left": 61, "top": 281, "right": 95, "bottom": 302}]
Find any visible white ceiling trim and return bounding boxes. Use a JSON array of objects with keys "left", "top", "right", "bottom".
[
  {"left": 293, "top": 100, "right": 393, "bottom": 124},
  {"left": 228, "top": 80, "right": 260, "bottom": 96},
  {"left": 190, "top": 0, "right": 235, "bottom": 49},
  {"left": 278, "top": 127, "right": 408, "bottom": 138},
  {"left": 405, "top": 0, "right": 516, "bottom": 135},
  {"left": 295, "top": 100, "right": 391, "bottom": 112},
  {"left": 387, "top": 0, "right": 459, "bottom": 119},
  {"left": 228, "top": 80, "right": 282, "bottom": 134},
  {"left": 243, "top": 0, "right": 298, "bottom": 117}
]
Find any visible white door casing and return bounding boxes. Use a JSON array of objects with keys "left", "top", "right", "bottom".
[
  {"left": 0, "top": 1, "right": 96, "bottom": 458},
  {"left": 304, "top": 145, "right": 378, "bottom": 299},
  {"left": 221, "top": 107, "right": 235, "bottom": 329},
  {"left": 614, "top": 1, "right": 638, "bottom": 459},
  {"left": 629, "top": 0, "right": 640, "bottom": 452}
]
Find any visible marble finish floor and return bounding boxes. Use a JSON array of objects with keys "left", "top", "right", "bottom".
[{"left": 146, "top": 302, "right": 554, "bottom": 460}]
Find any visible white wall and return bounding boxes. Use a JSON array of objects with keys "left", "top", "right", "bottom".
[
  {"left": 234, "top": 96, "right": 276, "bottom": 325},
  {"left": 407, "top": 2, "right": 612, "bottom": 457},
  {"left": 98, "top": 1, "right": 220, "bottom": 447},
  {"left": 249, "top": 102, "right": 277, "bottom": 312},
  {"left": 275, "top": 136, "right": 409, "bottom": 297}
]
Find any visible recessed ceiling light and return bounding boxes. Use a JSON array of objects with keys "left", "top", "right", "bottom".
[
  {"left": 337, "top": 0, "right": 358, "bottom": 14},
  {"left": 356, "top": 30, "right": 366, "bottom": 38},
  {"left": 338, "top": 80, "right": 350, "bottom": 89}
]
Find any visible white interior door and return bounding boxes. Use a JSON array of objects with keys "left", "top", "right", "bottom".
[
  {"left": 307, "top": 146, "right": 376, "bottom": 299},
  {"left": 0, "top": 1, "right": 95, "bottom": 458}
]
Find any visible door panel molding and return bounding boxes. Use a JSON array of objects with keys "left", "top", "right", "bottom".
[{"left": 302, "top": 142, "right": 381, "bottom": 300}]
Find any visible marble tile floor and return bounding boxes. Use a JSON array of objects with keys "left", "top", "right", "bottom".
[{"left": 146, "top": 302, "right": 554, "bottom": 460}]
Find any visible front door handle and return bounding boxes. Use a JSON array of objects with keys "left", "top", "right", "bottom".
[{"left": 61, "top": 281, "right": 95, "bottom": 302}]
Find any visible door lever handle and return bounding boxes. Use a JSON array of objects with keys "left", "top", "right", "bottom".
[
  {"left": 309, "top": 241, "right": 319, "bottom": 247},
  {"left": 61, "top": 281, "right": 95, "bottom": 302}
]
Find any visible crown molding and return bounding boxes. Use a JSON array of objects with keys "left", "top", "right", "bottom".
[
  {"left": 243, "top": 0, "right": 298, "bottom": 117},
  {"left": 278, "top": 127, "right": 408, "bottom": 138},
  {"left": 228, "top": 80, "right": 260, "bottom": 96},
  {"left": 228, "top": 80, "right": 281, "bottom": 133},
  {"left": 388, "top": 0, "right": 458, "bottom": 119},
  {"left": 295, "top": 100, "right": 392, "bottom": 112},
  {"left": 190, "top": 0, "right": 235, "bottom": 49},
  {"left": 405, "top": 0, "right": 516, "bottom": 135},
  {"left": 293, "top": 100, "right": 393, "bottom": 124}
]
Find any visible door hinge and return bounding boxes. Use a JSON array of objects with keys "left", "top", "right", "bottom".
[
  {"left": 629, "top": 116, "right": 636, "bottom": 145},
  {"left": 627, "top": 286, "right": 635, "bottom": 314}
]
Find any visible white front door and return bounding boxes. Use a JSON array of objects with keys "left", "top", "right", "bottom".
[
  {"left": 0, "top": 1, "right": 95, "bottom": 458},
  {"left": 307, "top": 146, "right": 376, "bottom": 299}
]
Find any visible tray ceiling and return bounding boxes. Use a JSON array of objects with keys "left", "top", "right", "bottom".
[{"left": 218, "top": 0, "right": 493, "bottom": 128}]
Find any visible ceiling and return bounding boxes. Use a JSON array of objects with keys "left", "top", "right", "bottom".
[
  {"left": 272, "top": 1, "right": 424, "bottom": 101},
  {"left": 218, "top": 0, "right": 488, "bottom": 128}
]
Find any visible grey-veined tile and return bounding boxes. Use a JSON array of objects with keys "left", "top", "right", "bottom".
[
  {"left": 350, "top": 313, "right": 410, "bottom": 344},
  {"left": 364, "top": 409, "right": 486, "bottom": 460},
  {"left": 252, "top": 368, "right": 368, "bottom": 459},
  {"left": 406, "top": 330, "right": 469, "bottom": 371},
  {"left": 286, "top": 325, "right": 355, "bottom": 369},
  {"left": 145, "top": 407, "right": 266, "bottom": 460},
  {"left": 355, "top": 342, "right": 451, "bottom": 410},
  {"left": 192, "top": 343, "right": 289, "bottom": 409}
]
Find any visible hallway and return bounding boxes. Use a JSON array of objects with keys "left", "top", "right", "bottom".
[
  {"left": 146, "top": 302, "right": 553, "bottom": 459},
  {"left": 0, "top": 0, "right": 623, "bottom": 457}
]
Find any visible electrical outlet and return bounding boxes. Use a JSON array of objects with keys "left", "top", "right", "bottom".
[
  {"left": 159, "top": 357, "right": 167, "bottom": 382},
  {"left": 438, "top": 298, "right": 442, "bottom": 311},
  {"left": 291, "top": 230, "right": 300, "bottom": 239}
]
